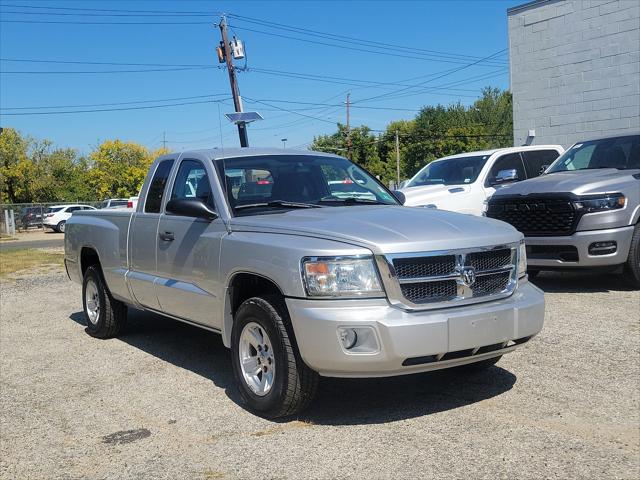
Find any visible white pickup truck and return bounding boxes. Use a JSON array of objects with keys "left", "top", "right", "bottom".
[{"left": 399, "top": 145, "right": 564, "bottom": 215}]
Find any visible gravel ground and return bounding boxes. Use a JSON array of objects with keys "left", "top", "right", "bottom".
[{"left": 1, "top": 267, "right": 638, "bottom": 480}]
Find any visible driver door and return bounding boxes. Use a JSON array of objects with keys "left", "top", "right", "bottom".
[{"left": 154, "top": 158, "right": 226, "bottom": 330}]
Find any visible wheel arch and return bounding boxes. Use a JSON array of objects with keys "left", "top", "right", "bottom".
[
  {"left": 222, "top": 271, "right": 286, "bottom": 348},
  {"left": 80, "top": 245, "right": 102, "bottom": 277}
]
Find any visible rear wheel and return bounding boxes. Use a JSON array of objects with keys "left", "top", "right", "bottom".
[
  {"left": 57, "top": 220, "right": 66, "bottom": 233},
  {"left": 231, "top": 295, "right": 318, "bottom": 418},
  {"left": 82, "top": 265, "right": 127, "bottom": 338},
  {"left": 622, "top": 224, "right": 640, "bottom": 288}
]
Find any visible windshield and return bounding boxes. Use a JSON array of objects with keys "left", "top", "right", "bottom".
[
  {"left": 406, "top": 155, "right": 490, "bottom": 187},
  {"left": 215, "top": 155, "right": 398, "bottom": 216},
  {"left": 547, "top": 135, "right": 640, "bottom": 173}
]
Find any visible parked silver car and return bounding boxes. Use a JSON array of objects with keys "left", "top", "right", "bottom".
[
  {"left": 65, "top": 148, "right": 544, "bottom": 418},
  {"left": 487, "top": 133, "right": 640, "bottom": 286}
]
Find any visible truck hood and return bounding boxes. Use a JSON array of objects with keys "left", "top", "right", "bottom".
[
  {"left": 492, "top": 168, "right": 640, "bottom": 197},
  {"left": 400, "top": 184, "right": 470, "bottom": 207},
  {"left": 230, "top": 205, "right": 520, "bottom": 254}
]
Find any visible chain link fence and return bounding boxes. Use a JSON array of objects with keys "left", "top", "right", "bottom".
[{"left": 0, "top": 202, "right": 103, "bottom": 235}]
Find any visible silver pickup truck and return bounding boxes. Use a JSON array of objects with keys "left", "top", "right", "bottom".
[
  {"left": 65, "top": 148, "right": 544, "bottom": 418},
  {"left": 487, "top": 133, "right": 640, "bottom": 286}
]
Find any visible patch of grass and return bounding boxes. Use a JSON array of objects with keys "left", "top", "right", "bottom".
[{"left": 0, "top": 248, "right": 64, "bottom": 278}]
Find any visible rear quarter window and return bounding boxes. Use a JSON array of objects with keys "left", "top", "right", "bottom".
[{"left": 145, "top": 159, "right": 175, "bottom": 213}]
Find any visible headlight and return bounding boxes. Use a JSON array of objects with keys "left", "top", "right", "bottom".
[
  {"left": 518, "top": 240, "right": 527, "bottom": 279},
  {"left": 302, "top": 256, "right": 383, "bottom": 297},
  {"left": 573, "top": 194, "right": 625, "bottom": 213}
]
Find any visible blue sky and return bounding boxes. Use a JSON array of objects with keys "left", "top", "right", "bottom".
[{"left": 0, "top": 0, "right": 523, "bottom": 154}]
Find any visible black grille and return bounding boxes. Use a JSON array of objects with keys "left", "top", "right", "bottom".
[
  {"left": 472, "top": 272, "right": 511, "bottom": 296},
  {"left": 393, "top": 255, "right": 456, "bottom": 279},
  {"left": 400, "top": 280, "right": 457, "bottom": 303},
  {"left": 487, "top": 197, "right": 577, "bottom": 236},
  {"left": 526, "top": 244, "right": 579, "bottom": 262},
  {"left": 467, "top": 249, "right": 512, "bottom": 271}
]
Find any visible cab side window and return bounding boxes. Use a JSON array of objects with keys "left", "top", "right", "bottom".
[
  {"left": 170, "top": 159, "right": 215, "bottom": 210},
  {"left": 145, "top": 159, "right": 175, "bottom": 213},
  {"left": 486, "top": 153, "right": 526, "bottom": 186},
  {"left": 522, "top": 150, "right": 561, "bottom": 178}
]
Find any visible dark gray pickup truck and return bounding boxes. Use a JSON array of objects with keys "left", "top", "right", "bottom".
[{"left": 488, "top": 133, "right": 640, "bottom": 286}]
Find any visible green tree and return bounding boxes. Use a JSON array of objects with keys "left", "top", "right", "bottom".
[
  {"left": 0, "top": 128, "right": 31, "bottom": 203},
  {"left": 87, "top": 140, "right": 168, "bottom": 199}
]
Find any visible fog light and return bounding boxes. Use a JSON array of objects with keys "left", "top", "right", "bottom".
[
  {"left": 588, "top": 241, "right": 617, "bottom": 256},
  {"left": 338, "top": 328, "right": 358, "bottom": 350}
]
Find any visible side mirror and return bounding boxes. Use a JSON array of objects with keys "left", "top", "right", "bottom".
[
  {"left": 491, "top": 169, "right": 519, "bottom": 186},
  {"left": 166, "top": 198, "right": 218, "bottom": 221},
  {"left": 539, "top": 164, "right": 549, "bottom": 175},
  {"left": 392, "top": 190, "right": 406, "bottom": 205}
]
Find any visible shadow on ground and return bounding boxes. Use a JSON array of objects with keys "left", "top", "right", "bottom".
[
  {"left": 530, "top": 270, "right": 637, "bottom": 293},
  {"left": 70, "top": 308, "right": 516, "bottom": 425}
]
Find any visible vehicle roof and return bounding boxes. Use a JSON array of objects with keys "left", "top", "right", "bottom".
[
  {"left": 157, "top": 147, "right": 343, "bottom": 162},
  {"left": 569, "top": 132, "right": 640, "bottom": 143},
  {"left": 49, "top": 204, "right": 92, "bottom": 208},
  {"left": 431, "top": 144, "right": 564, "bottom": 162}
]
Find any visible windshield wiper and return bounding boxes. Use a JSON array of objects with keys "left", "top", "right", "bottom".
[
  {"left": 234, "top": 200, "right": 321, "bottom": 211},
  {"left": 319, "top": 196, "right": 387, "bottom": 205}
]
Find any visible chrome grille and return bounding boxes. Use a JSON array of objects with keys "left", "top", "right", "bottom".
[
  {"left": 472, "top": 271, "right": 511, "bottom": 296},
  {"left": 393, "top": 255, "right": 456, "bottom": 279},
  {"left": 467, "top": 249, "right": 512, "bottom": 271},
  {"left": 400, "top": 280, "right": 457, "bottom": 303},
  {"left": 382, "top": 244, "right": 519, "bottom": 310}
]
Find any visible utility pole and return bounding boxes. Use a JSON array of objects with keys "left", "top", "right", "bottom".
[
  {"left": 345, "top": 93, "right": 351, "bottom": 160},
  {"left": 395, "top": 130, "right": 401, "bottom": 186},
  {"left": 281, "top": 138, "right": 287, "bottom": 149},
  {"left": 219, "top": 15, "right": 249, "bottom": 147},
  {"left": 162, "top": 131, "right": 166, "bottom": 150}
]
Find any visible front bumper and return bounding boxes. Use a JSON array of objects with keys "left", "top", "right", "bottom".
[
  {"left": 286, "top": 281, "right": 544, "bottom": 377},
  {"left": 525, "top": 226, "right": 634, "bottom": 268}
]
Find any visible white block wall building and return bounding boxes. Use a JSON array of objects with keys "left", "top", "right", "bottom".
[{"left": 508, "top": 0, "right": 640, "bottom": 147}]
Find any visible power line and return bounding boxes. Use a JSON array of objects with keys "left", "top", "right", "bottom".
[
  {"left": 1, "top": 98, "right": 229, "bottom": 116},
  {"left": 355, "top": 48, "right": 508, "bottom": 104},
  {"left": 227, "top": 14, "right": 507, "bottom": 66},
  {"left": 0, "top": 94, "right": 229, "bottom": 111},
  {"left": 1, "top": 66, "right": 219, "bottom": 74},
  {"left": 0, "top": 58, "right": 498, "bottom": 99},
  {"left": 1, "top": 4, "right": 507, "bottom": 66}
]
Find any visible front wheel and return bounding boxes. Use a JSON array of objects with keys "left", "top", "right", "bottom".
[
  {"left": 231, "top": 296, "right": 318, "bottom": 418},
  {"left": 622, "top": 224, "right": 640, "bottom": 288},
  {"left": 82, "top": 265, "right": 127, "bottom": 338}
]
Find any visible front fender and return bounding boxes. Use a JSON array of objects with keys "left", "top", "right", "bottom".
[{"left": 219, "top": 231, "right": 371, "bottom": 347}]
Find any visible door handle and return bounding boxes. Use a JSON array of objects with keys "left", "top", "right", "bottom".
[{"left": 159, "top": 231, "right": 174, "bottom": 241}]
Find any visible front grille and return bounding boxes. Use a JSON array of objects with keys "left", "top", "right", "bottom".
[
  {"left": 472, "top": 272, "right": 511, "bottom": 296},
  {"left": 393, "top": 255, "right": 456, "bottom": 279},
  {"left": 467, "top": 249, "right": 512, "bottom": 271},
  {"left": 400, "top": 280, "right": 457, "bottom": 304},
  {"left": 487, "top": 197, "right": 577, "bottom": 236},
  {"left": 388, "top": 245, "right": 517, "bottom": 308}
]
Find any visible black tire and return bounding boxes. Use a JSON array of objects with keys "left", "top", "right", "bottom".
[
  {"left": 57, "top": 221, "right": 66, "bottom": 233},
  {"left": 456, "top": 355, "right": 502, "bottom": 373},
  {"left": 527, "top": 269, "right": 540, "bottom": 280},
  {"left": 622, "top": 224, "right": 640, "bottom": 288},
  {"left": 82, "top": 265, "right": 127, "bottom": 338},
  {"left": 231, "top": 295, "right": 318, "bottom": 418}
]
